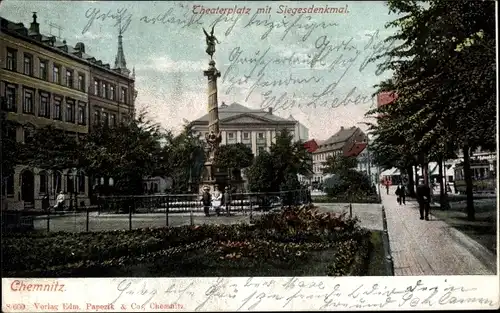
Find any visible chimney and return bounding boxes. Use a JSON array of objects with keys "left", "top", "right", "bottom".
[
  {"left": 268, "top": 107, "right": 273, "bottom": 114},
  {"left": 29, "top": 12, "right": 40, "bottom": 34},
  {"left": 75, "top": 42, "right": 86, "bottom": 53}
]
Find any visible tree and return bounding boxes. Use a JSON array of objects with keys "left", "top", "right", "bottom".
[
  {"left": 367, "top": 0, "right": 495, "bottom": 220},
  {"left": 214, "top": 143, "right": 254, "bottom": 180},
  {"left": 18, "top": 125, "right": 79, "bottom": 171},
  {"left": 162, "top": 124, "right": 205, "bottom": 193},
  {"left": 322, "top": 155, "right": 358, "bottom": 175},
  {"left": 81, "top": 112, "right": 165, "bottom": 195},
  {"left": 246, "top": 128, "right": 312, "bottom": 193},
  {"left": 246, "top": 151, "right": 275, "bottom": 192}
]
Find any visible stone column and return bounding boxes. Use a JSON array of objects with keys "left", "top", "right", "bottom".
[{"left": 200, "top": 60, "right": 222, "bottom": 193}]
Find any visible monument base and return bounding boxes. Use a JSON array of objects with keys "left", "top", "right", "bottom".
[{"left": 199, "top": 161, "right": 218, "bottom": 194}]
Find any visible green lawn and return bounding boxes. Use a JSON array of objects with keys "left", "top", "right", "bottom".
[{"left": 431, "top": 204, "right": 497, "bottom": 254}]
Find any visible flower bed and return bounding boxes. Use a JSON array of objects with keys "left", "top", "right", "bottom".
[{"left": 2, "top": 205, "right": 372, "bottom": 277}]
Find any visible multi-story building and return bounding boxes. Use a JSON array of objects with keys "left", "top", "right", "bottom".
[
  {"left": 190, "top": 102, "right": 297, "bottom": 157},
  {"left": 312, "top": 126, "right": 367, "bottom": 183},
  {"left": 88, "top": 27, "right": 135, "bottom": 131},
  {"left": 0, "top": 13, "right": 135, "bottom": 210}
]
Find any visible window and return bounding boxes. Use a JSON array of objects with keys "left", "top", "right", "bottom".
[
  {"left": 258, "top": 132, "right": 265, "bottom": 140},
  {"left": 110, "top": 85, "right": 115, "bottom": 100},
  {"left": 23, "top": 54, "right": 33, "bottom": 75},
  {"left": 53, "top": 98, "right": 62, "bottom": 120},
  {"left": 121, "top": 87, "right": 127, "bottom": 103},
  {"left": 39, "top": 60, "right": 48, "bottom": 80},
  {"left": 228, "top": 132, "right": 234, "bottom": 139},
  {"left": 101, "top": 82, "right": 107, "bottom": 98},
  {"left": 78, "top": 172, "right": 86, "bottom": 193},
  {"left": 78, "top": 103, "right": 86, "bottom": 125},
  {"left": 23, "top": 89, "right": 34, "bottom": 114},
  {"left": 78, "top": 73, "right": 85, "bottom": 92},
  {"left": 53, "top": 65, "right": 60, "bottom": 83},
  {"left": 53, "top": 171, "right": 62, "bottom": 193},
  {"left": 66, "top": 69, "right": 74, "bottom": 88},
  {"left": 6, "top": 48, "right": 17, "bottom": 71},
  {"left": 94, "top": 110, "right": 100, "bottom": 125},
  {"left": 23, "top": 127, "right": 34, "bottom": 144},
  {"left": 67, "top": 175, "right": 75, "bottom": 194},
  {"left": 66, "top": 99, "right": 75, "bottom": 123},
  {"left": 39, "top": 93, "right": 50, "bottom": 118},
  {"left": 94, "top": 79, "right": 99, "bottom": 95},
  {"left": 4, "top": 85, "right": 17, "bottom": 112},
  {"left": 121, "top": 113, "right": 128, "bottom": 124},
  {"left": 243, "top": 132, "right": 250, "bottom": 140},
  {"left": 258, "top": 146, "right": 266, "bottom": 155},
  {"left": 110, "top": 113, "right": 116, "bottom": 127},
  {"left": 103, "top": 112, "right": 109, "bottom": 126},
  {"left": 39, "top": 171, "right": 48, "bottom": 194}
]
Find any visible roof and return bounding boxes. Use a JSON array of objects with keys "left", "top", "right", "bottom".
[
  {"left": 0, "top": 15, "right": 132, "bottom": 80},
  {"left": 191, "top": 102, "right": 294, "bottom": 125},
  {"left": 315, "top": 126, "right": 361, "bottom": 153}
]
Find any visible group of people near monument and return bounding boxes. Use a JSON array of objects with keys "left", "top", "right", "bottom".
[{"left": 200, "top": 185, "right": 231, "bottom": 217}]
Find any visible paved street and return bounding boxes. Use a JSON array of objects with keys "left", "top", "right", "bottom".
[
  {"left": 382, "top": 186, "right": 495, "bottom": 275},
  {"left": 315, "top": 203, "right": 383, "bottom": 231}
]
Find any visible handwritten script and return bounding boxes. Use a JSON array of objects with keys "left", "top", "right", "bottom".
[
  {"left": 109, "top": 277, "right": 496, "bottom": 311},
  {"left": 78, "top": 3, "right": 396, "bottom": 112}
]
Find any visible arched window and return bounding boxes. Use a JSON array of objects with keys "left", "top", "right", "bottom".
[
  {"left": 39, "top": 171, "right": 48, "bottom": 193},
  {"left": 67, "top": 173, "right": 75, "bottom": 193}
]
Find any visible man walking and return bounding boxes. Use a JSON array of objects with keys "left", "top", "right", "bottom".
[
  {"left": 416, "top": 180, "right": 431, "bottom": 220},
  {"left": 400, "top": 184, "right": 406, "bottom": 205}
]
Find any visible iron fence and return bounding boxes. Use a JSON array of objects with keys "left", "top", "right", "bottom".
[{"left": 2, "top": 189, "right": 312, "bottom": 233}]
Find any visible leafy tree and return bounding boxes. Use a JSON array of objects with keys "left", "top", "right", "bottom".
[
  {"left": 162, "top": 124, "right": 205, "bottom": 193},
  {"left": 367, "top": 0, "right": 495, "bottom": 220},
  {"left": 246, "top": 128, "right": 312, "bottom": 193},
  {"left": 246, "top": 150, "right": 275, "bottom": 192},
  {"left": 18, "top": 125, "right": 79, "bottom": 171},
  {"left": 214, "top": 143, "right": 254, "bottom": 180},
  {"left": 322, "top": 155, "right": 358, "bottom": 175},
  {"left": 81, "top": 112, "right": 165, "bottom": 195}
]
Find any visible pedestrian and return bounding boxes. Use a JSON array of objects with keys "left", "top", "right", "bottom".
[
  {"left": 55, "top": 191, "right": 65, "bottom": 211},
  {"left": 385, "top": 180, "right": 390, "bottom": 195},
  {"left": 395, "top": 186, "right": 402, "bottom": 205},
  {"left": 212, "top": 185, "right": 222, "bottom": 216},
  {"left": 201, "top": 186, "right": 211, "bottom": 217},
  {"left": 400, "top": 184, "right": 406, "bottom": 204},
  {"left": 223, "top": 186, "right": 231, "bottom": 216},
  {"left": 42, "top": 194, "right": 50, "bottom": 212},
  {"left": 416, "top": 180, "right": 431, "bottom": 220}
]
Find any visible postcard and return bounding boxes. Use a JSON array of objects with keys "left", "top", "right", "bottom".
[{"left": 1, "top": 0, "right": 498, "bottom": 311}]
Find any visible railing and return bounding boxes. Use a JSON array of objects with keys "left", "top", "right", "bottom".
[{"left": 3, "top": 189, "right": 312, "bottom": 233}]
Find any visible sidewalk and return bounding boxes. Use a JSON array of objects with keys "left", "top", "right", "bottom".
[{"left": 381, "top": 187, "right": 495, "bottom": 275}]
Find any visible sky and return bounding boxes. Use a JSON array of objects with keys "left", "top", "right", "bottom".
[{"left": 0, "top": 1, "right": 398, "bottom": 140}]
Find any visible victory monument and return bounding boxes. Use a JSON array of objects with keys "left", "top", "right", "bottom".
[{"left": 200, "top": 26, "right": 222, "bottom": 193}]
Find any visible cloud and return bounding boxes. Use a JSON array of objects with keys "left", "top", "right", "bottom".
[{"left": 136, "top": 56, "right": 206, "bottom": 73}]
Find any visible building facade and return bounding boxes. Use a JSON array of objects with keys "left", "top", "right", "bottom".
[
  {"left": 190, "top": 102, "right": 297, "bottom": 157},
  {"left": 312, "top": 126, "right": 367, "bottom": 183},
  {"left": 0, "top": 13, "right": 135, "bottom": 210},
  {"left": 287, "top": 115, "right": 309, "bottom": 142},
  {"left": 88, "top": 27, "right": 135, "bottom": 131}
]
